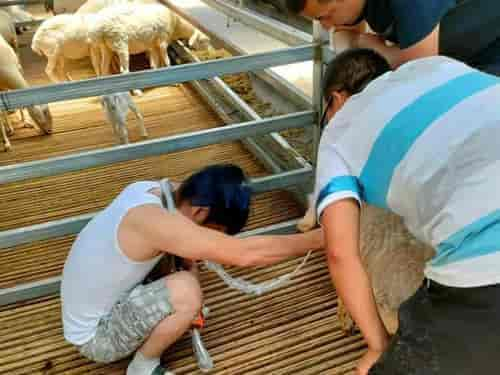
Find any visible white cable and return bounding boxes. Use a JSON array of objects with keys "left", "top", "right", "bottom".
[{"left": 203, "top": 250, "right": 312, "bottom": 296}]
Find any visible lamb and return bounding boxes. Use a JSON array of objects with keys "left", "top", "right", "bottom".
[
  {"left": 88, "top": 3, "right": 211, "bottom": 76},
  {"left": 0, "top": 35, "right": 52, "bottom": 151},
  {"left": 298, "top": 201, "right": 434, "bottom": 335},
  {"left": 100, "top": 92, "right": 147, "bottom": 144}
]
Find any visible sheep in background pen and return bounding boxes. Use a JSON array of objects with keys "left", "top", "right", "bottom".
[
  {"left": 0, "top": 35, "right": 52, "bottom": 151},
  {"left": 297, "top": 200, "right": 434, "bottom": 335},
  {"left": 31, "top": 14, "right": 102, "bottom": 82},
  {"left": 4, "top": 5, "right": 36, "bottom": 33},
  {"left": 100, "top": 92, "right": 147, "bottom": 144},
  {"left": 88, "top": 3, "right": 211, "bottom": 77},
  {"left": 0, "top": 9, "right": 18, "bottom": 53},
  {"left": 75, "top": 0, "right": 159, "bottom": 14}
]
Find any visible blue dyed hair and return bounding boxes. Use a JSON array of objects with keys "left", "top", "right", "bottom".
[{"left": 178, "top": 164, "right": 251, "bottom": 234}]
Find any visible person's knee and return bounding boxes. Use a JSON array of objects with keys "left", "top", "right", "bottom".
[{"left": 165, "top": 271, "right": 203, "bottom": 315}]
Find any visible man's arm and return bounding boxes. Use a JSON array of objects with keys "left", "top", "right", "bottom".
[
  {"left": 354, "top": 25, "right": 440, "bottom": 68},
  {"left": 129, "top": 205, "right": 324, "bottom": 267},
  {"left": 321, "top": 200, "right": 389, "bottom": 361}
]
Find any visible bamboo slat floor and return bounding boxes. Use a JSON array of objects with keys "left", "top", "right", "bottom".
[{"left": 0, "top": 45, "right": 366, "bottom": 373}]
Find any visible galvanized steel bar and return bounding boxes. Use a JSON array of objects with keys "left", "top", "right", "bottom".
[
  {"left": 0, "top": 45, "right": 314, "bottom": 110},
  {"left": 171, "top": 43, "right": 311, "bottom": 171},
  {"left": 0, "top": 111, "right": 313, "bottom": 184},
  {"left": 0, "top": 168, "right": 312, "bottom": 249},
  {"left": 161, "top": 0, "right": 313, "bottom": 111},
  {"left": 0, "top": 276, "right": 61, "bottom": 307},
  {"left": 311, "top": 21, "right": 324, "bottom": 166},
  {"left": 0, "top": 0, "right": 45, "bottom": 5},
  {"left": 198, "top": 0, "right": 312, "bottom": 46},
  {"left": 0, "top": 218, "right": 301, "bottom": 306}
]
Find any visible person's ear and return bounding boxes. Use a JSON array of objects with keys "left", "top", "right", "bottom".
[
  {"left": 331, "top": 90, "right": 350, "bottom": 114},
  {"left": 191, "top": 206, "right": 210, "bottom": 224}
]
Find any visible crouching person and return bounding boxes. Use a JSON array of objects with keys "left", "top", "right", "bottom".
[{"left": 61, "top": 164, "right": 323, "bottom": 375}]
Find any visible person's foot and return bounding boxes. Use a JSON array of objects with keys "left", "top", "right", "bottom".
[{"left": 127, "top": 351, "right": 174, "bottom": 375}]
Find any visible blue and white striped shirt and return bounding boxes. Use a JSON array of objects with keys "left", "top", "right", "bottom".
[{"left": 315, "top": 56, "right": 500, "bottom": 288}]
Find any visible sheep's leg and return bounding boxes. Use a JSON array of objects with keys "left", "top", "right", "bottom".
[
  {"left": 115, "top": 43, "right": 142, "bottom": 96},
  {"left": 297, "top": 205, "right": 317, "bottom": 232},
  {"left": 159, "top": 42, "right": 170, "bottom": 67},
  {"left": 17, "top": 108, "right": 34, "bottom": 129},
  {"left": 117, "top": 121, "right": 129, "bottom": 144},
  {"left": 1, "top": 113, "right": 12, "bottom": 151},
  {"left": 100, "top": 45, "right": 112, "bottom": 76},
  {"left": 90, "top": 45, "right": 102, "bottom": 76},
  {"left": 128, "top": 101, "right": 147, "bottom": 138},
  {"left": 378, "top": 306, "right": 399, "bottom": 336},
  {"left": 337, "top": 297, "right": 356, "bottom": 335},
  {"left": 149, "top": 48, "right": 161, "bottom": 69},
  {"left": 45, "top": 52, "right": 61, "bottom": 83},
  {"left": 56, "top": 56, "right": 67, "bottom": 82}
]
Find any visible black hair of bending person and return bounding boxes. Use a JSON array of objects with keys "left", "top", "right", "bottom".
[
  {"left": 322, "top": 48, "right": 391, "bottom": 99},
  {"left": 178, "top": 164, "right": 251, "bottom": 235}
]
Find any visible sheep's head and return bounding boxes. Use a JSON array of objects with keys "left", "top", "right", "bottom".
[
  {"left": 188, "top": 30, "right": 211, "bottom": 51},
  {"left": 27, "top": 104, "right": 53, "bottom": 134}
]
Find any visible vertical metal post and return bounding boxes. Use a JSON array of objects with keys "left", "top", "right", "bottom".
[{"left": 311, "top": 21, "right": 324, "bottom": 168}]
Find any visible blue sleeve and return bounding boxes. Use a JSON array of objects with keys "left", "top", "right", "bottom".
[{"left": 391, "top": 0, "right": 455, "bottom": 49}]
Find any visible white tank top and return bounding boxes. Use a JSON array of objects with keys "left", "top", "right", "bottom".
[{"left": 61, "top": 181, "right": 164, "bottom": 345}]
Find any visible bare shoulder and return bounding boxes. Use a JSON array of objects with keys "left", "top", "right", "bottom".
[{"left": 118, "top": 204, "right": 168, "bottom": 261}]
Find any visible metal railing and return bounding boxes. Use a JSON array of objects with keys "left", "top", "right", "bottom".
[{"left": 0, "top": 2, "right": 326, "bottom": 306}]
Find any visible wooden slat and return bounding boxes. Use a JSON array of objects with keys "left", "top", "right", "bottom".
[{"left": 0, "top": 44, "right": 366, "bottom": 374}]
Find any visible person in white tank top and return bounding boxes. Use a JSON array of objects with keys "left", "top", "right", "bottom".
[{"left": 61, "top": 164, "right": 324, "bottom": 375}]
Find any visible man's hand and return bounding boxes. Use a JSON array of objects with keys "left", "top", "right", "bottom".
[{"left": 356, "top": 347, "right": 385, "bottom": 375}]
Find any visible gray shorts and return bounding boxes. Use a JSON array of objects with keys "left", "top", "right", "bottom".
[{"left": 79, "top": 278, "right": 174, "bottom": 363}]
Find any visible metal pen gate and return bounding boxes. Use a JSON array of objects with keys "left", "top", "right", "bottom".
[{"left": 0, "top": 0, "right": 327, "bottom": 307}]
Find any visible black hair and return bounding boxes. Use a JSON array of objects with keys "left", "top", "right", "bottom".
[
  {"left": 322, "top": 48, "right": 391, "bottom": 99},
  {"left": 178, "top": 164, "right": 251, "bottom": 235}
]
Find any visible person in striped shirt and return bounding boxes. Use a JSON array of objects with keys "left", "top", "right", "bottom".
[{"left": 315, "top": 48, "right": 500, "bottom": 374}]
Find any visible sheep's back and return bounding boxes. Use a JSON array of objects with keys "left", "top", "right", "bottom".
[
  {"left": 33, "top": 15, "right": 89, "bottom": 58},
  {"left": 359, "top": 204, "right": 435, "bottom": 310},
  {"left": 89, "top": 4, "right": 172, "bottom": 48}
]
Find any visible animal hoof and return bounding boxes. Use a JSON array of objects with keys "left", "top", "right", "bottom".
[
  {"left": 338, "top": 299, "right": 356, "bottom": 335},
  {"left": 297, "top": 218, "right": 315, "bottom": 233},
  {"left": 132, "top": 89, "right": 143, "bottom": 96},
  {"left": 4, "top": 142, "right": 11, "bottom": 152}
]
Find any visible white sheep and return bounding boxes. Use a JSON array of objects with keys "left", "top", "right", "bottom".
[
  {"left": 0, "top": 35, "right": 52, "bottom": 151},
  {"left": 31, "top": 14, "right": 99, "bottom": 82},
  {"left": 75, "top": 0, "right": 159, "bottom": 14},
  {"left": 100, "top": 92, "right": 147, "bottom": 144},
  {"left": 88, "top": 3, "right": 211, "bottom": 76},
  {"left": 298, "top": 200, "right": 434, "bottom": 335}
]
